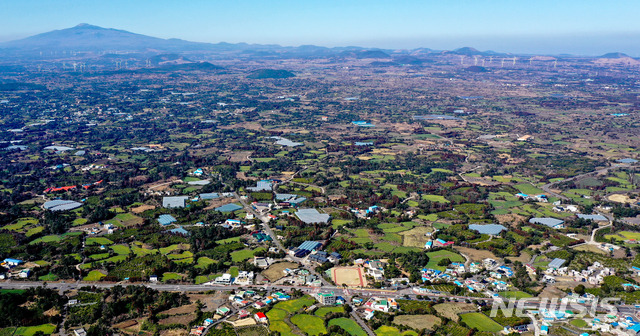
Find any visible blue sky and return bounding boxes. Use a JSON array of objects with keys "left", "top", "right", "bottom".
[{"left": 2, "top": 0, "right": 640, "bottom": 55}]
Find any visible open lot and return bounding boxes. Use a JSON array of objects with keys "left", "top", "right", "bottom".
[
  {"left": 331, "top": 266, "right": 367, "bottom": 287},
  {"left": 393, "top": 314, "right": 441, "bottom": 330},
  {"left": 262, "top": 262, "right": 299, "bottom": 281}
]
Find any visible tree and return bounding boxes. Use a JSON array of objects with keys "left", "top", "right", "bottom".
[{"left": 574, "top": 284, "right": 586, "bottom": 295}]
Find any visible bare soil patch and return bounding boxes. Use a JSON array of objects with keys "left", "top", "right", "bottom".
[
  {"left": 454, "top": 246, "right": 497, "bottom": 262},
  {"left": 262, "top": 262, "right": 299, "bottom": 281},
  {"left": 433, "top": 303, "right": 476, "bottom": 322},
  {"left": 393, "top": 314, "right": 441, "bottom": 330},
  {"left": 131, "top": 204, "right": 156, "bottom": 214}
]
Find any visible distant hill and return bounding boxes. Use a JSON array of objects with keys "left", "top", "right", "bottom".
[
  {"left": 0, "top": 24, "right": 214, "bottom": 53},
  {"left": 448, "top": 47, "right": 506, "bottom": 56},
  {"left": 338, "top": 50, "right": 391, "bottom": 59},
  {"left": 600, "top": 52, "right": 630, "bottom": 59},
  {"left": 247, "top": 69, "right": 295, "bottom": 79}
]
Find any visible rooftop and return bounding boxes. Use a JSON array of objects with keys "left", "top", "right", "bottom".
[
  {"left": 577, "top": 214, "right": 608, "bottom": 221},
  {"left": 43, "top": 199, "right": 83, "bottom": 211},
  {"left": 215, "top": 203, "right": 243, "bottom": 212},
  {"left": 295, "top": 208, "right": 330, "bottom": 224},
  {"left": 548, "top": 258, "right": 566, "bottom": 269},
  {"left": 469, "top": 223, "right": 507, "bottom": 235},
  {"left": 529, "top": 217, "right": 564, "bottom": 228},
  {"left": 162, "top": 196, "right": 189, "bottom": 208}
]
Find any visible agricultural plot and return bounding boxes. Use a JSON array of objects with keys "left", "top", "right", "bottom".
[
  {"left": 262, "top": 262, "right": 299, "bottom": 281},
  {"left": 328, "top": 318, "right": 367, "bottom": 336},
  {"left": 498, "top": 291, "right": 533, "bottom": 299},
  {"left": 12, "top": 324, "right": 57, "bottom": 336},
  {"left": 315, "top": 306, "right": 344, "bottom": 317},
  {"left": 291, "top": 314, "right": 326, "bottom": 336},
  {"left": 375, "top": 325, "right": 418, "bottom": 336},
  {"left": 425, "top": 250, "right": 465, "bottom": 271},
  {"left": 273, "top": 296, "right": 316, "bottom": 313},
  {"left": 433, "top": 303, "right": 477, "bottom": 321},
  {"left": 393, "top": 315, "right": 441, "bottom": 331},
  {"left": 399, "top": 226, "right": 431, "bottom": 247},
  {"left": 459, "top": 313, "right": 503, "bottom": 332}
]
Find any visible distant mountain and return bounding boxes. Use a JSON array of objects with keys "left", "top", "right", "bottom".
[
  {"left": 247, "top": 69, "right": 295, "bottom": 79},
  {"left": 338, "top": 50, "right": 391, "bottom": 59},
  {"left": 600, "top": 52, "right": 630, "bottom": 59},
  {"left": 448, "top": 47, "right": 506, "bottom": 56},
  {"left": 0, "top": 24, "right": 214, "bottom": 53}
]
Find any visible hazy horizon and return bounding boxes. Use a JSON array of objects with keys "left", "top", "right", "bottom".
[{"left": 2, "top": 0, "right": 640, "bottom": 56}]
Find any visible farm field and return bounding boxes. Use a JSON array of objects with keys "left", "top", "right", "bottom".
[
  {"left": 460, "top": 313, "right": 503, "bottom": 332},
  {"left": 393, "top": 315, "right": 441, "bottom": 331},
  {"left": 328, "top": 318, "right": 367, "bottom": 336}
]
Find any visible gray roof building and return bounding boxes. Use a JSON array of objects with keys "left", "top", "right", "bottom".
[
  {"left": 469, "top": 224, "right": 507, "bottom": 236},
  {"left": 529, "top": 217, "right": 564, "bottom": 228},
  {"left": 163, "top": 196, "right": 189, "bottom": 208},
  {"left": 200, "top": 193, "right": 220, "bottom": 200},
  {"left": 295, "top": 209, "right": 330, "bottom": 224},
  {"left": 215, "top": 203, "right": 243, "bottom": 212},
  {"left": 43, "top": 200, "right": 83, "bottom": 211},
  {"left": 548, "top": 258, "right": 566, "bottom": 269},
  {"left": 247, "top": 180, "right": 273, "bottom": 192},
  {"left": 577, "top": 214, "right": 608, "bottom": 221}
]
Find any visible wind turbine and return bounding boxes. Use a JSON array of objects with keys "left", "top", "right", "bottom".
[
  {"left": 474, "top": 56, "right": 478, "bottom": 66},
  {"left": 512, "top": 57, "right": 517, "bottom": 66},
  {"left": 501, "top": 59, "right": 505, "bottom": 68},
  {"left": 553, "top": 60, "right": 557, "bottom": 69},
  {"left": 489, "top": 56, "right": 493, "bottom": 64},
  {"left": 460, "top": 56, "right": 465, "bottom": 65},
  {"left": 481, "top": 59, "right": 485, "bottom": 66}
]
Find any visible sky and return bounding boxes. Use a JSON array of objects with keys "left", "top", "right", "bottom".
[{"left": 1, "top": 0, "right": 640, "bottom": 55}]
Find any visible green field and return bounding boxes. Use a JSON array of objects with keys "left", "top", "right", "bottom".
[
  {"left": 514, "top": 183, "right": 546, "bottom": 196},
  {"left": 231, "top": 249, "right": 255, "bottom": 262},
  {"left": 273, "top": 296, "right": 316, "bottom": 313},
  {"left": 570, "top": 319, "right": 588, "bottom": 328},
  {"left": 329, "top": 318, "right": 367, "bottom": 336},
  {"left": 85, "top": 237, "right": 114, "bottom": 246},
  {"left": 13, "top": 324, "right": 56, "bottom": 336},
  {"left": 460, "top": 313, "right": 503, "bottom": 332},
  {"left": 266, "top": 308, "right": 288, "bottom": 321},
  {"left": 605, "top": 231, "right": 640, "bottom": 242},
  {"left": 162, "top": 272, "right": 183, "bottom": 282},
  {"left": 269, "top": 321, "right": 297, "bottom": 336},
  {"left": 111, "top": 244, "right": 131, "bottom": 255},
  {"left": 375, "top": 326, "right": 418, "bottom": 336},
  {"left": 83, "top": 270, "right": 106, "bottom": 281},
  {"left": 291, "top": 314, "right": 327, "bottom": 336},
  {"left": 425, "top": 250, "right": 465, "bottom": 271},
  {"left": 498, "top": 291, "right": 533, "bottom": 299},
  {"left": 315, "top": 306, "right": 344, "bottom": 317},
  {"left": 422, "top": 195, "right": 450, "bottom": 203}
]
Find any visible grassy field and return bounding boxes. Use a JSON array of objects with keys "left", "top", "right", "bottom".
[
  {"left": 425, "top": 250, "right": 465, "bottom": 271},
  {"left": 291, "top": 314, "right": 327, "bottom": 336},
  {"left": 162, "top": 272, "right": 183, "bottom": 282},
  {"left": 514, "top": 183, "right": 546, "bottom": 195},
  {"left": 315, "top": 306, "right": 344, "bottom": 317},
  {"left": 498, "top": 291, "right": 533, "bottom": 299},
  {"left": 111, "top": 244, "right": 131, "bottom": 255},
  {"left": 605, "top": 231, "right": 640, "bottom": 241},
  {"left": 273, "top": 296, "right": 316, "bottom": 313},
  {"left": 375, "top": 325, "right": 418, "bottom": 336},
  {"left": 13, "top": 324, "right": 56, "bottom": 336},
  {"left": 83, "top": 270, "right": 106, "bottom": 281},
  {"left": 85, "top": 237, "right": 114, "bottom": 246},
  {"left": 329, "top": 318, "right": 367, "bottom": 336},
  {"left": 460, "top": 313, "right": 503, "bottom": 332},
  {"left": 570, "top": 319, "right": 588, "bottom": 328},
  {"left": 269, "top": 321, "right": 297, "bottom": 336},
  {"left": 422, "top": 195, "right": 450, "bottom": 203},
  {"left": 266, "top": 308, "right": 288, "bottom": 321},
  {"left": 231, "top": 249, "right": 255, "bottom": 262}
]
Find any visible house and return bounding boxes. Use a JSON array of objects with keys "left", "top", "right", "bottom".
[
  {"left": 216, "top": 307, "right": 231, "bottom": 316},
  {"left": 424, "top": 241, "right": 433, "bottom": 249},
  {"left": 363, "top": 308, "right": 375, "bottom": 320},
  {"left": 254, "top": 312, "right": 268, "bottom": 323},
  {"left": 149, "top": 275, "right": 158, "bottom": 282},
  {"left": 316, "top": 292, "right": 336, "bottom": 305},
  {"left": 235, "top": 271, "right": 254, "bottom": 285},
  {"left": 434, "top": 238, "right": 454, "bottom": 247},
  {"left": 19, "top": 269, "right": 31, "bottom": 278},
  {"left": 238, "top": 310, "right": 250, "bottom": 319},
  {"left": 73, "top": 329, "right": 87, "bottom": 336},
  {"left": 253, "top": 301, "right": 267, "bottom": 309},
  {"left": 214, "top": 274, "right": 232, "bottom": 285},
  {"left": 2, "top": 258, "right": 23, "bottom": 267},
  {"left": 203, "top": 318, "right": 214, "bottom": 326},
  {"left": 254, "top": 257, "right": 270, "bottom": 268},
  {"left": 328, "top": 252, "right": 342, "bottom": 263}
]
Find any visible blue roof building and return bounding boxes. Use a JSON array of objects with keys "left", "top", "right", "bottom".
[
  {"left": 529, "top": 217, "right": 564, "bottom": 229},
  {"left": 469, "top": 224, "right": 507, "bottom": 235},
  {"left": 158, "top": 214, "right": 177, "bottom": 226},
  {"left": 215, "top": 203, "right": 243, "bottom": 212},
  {"left": 168, "top": 226, "right": 190, "bottom": 236}
]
